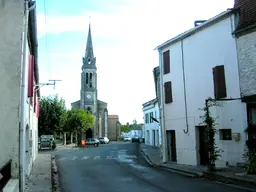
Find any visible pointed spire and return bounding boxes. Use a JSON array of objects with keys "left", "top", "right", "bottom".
[{"left": 85, "top": 23, "right": 94, "bottom": 59}]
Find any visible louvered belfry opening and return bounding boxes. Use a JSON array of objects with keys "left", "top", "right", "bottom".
[
  {"left": 212, "top": 65, "right": 227, "bottom": 99},
  {"left": 163, "top": 50, "right": 170, "bottom": 74},
  {"left": 164, "top": 81, "right": 173, "bottom": 104}
]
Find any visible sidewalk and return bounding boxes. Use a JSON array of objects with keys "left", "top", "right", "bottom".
[
  {"left": 25, "top": 154, "right": 52, "bottom": 192},
  {"left": 139, "top": 143, "right": 256, "bottom": 189}
]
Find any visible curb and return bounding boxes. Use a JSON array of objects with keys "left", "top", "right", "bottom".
[
  {"left": 137, "top": 143, "right": 202, "bottom": 178},
  {"left": 203, "top": 171, "right": 256, "bottom": 191},
  {"left": 159, "top": 165, "right": 203, "bottom": 178},
  {"left": 51, "top": 156, "right": 61, "bottom": 192}
]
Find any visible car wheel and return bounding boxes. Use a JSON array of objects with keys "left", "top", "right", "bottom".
[{"left": 94, "top": 143, "right": 98, "bottom": 147}]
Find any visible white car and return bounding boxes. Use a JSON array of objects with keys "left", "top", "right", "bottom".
[
  {"left": 98, "top": 137, "right": 109, "bottom": 144},
  {"left": 123, "top": 137, "right": 131, "bottom": 142}
]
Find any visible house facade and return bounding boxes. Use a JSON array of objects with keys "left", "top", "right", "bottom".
[
  {"left": 234, "top": 0, "right": 256, "bottom": 138},
  {"left": 156, "top": 10, "right": 247, "bottom": 167},
  {"left": 107, "top": 115, "right": 121, "bottom": 141},
  {"left": 0, "top": 1, "right": 40, "bottom": 191},
  {"left": 142, "top": 99, "right": 161, "bottom": 147}
]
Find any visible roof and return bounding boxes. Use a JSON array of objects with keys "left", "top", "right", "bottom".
[
  {"left": 155, "top": 9, "right": 236, "bottom": 51},
  {"left": 108, "top": 115, "right": 119, "bottom": 119},
  {"left": 142, "top": 98, "right": 157, "bottom": 108}
]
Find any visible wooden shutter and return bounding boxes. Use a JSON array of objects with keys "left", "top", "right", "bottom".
[
  {"left": 163, "top": 50, "right": 170, "bottom": 74},
  {"left": 28, "top": 55, "right": 34, "bottom": 98},
  {"left": 212, "top": 65, "right": 227, "bottom": 99},
  {"left": 164, "top": 81, "right": 173, "bottom": 104}
]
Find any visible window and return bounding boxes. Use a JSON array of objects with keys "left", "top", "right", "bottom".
[
  {"left": 150, "top": 112, "right": 154, "bottom": 123},
  {"left": 89, "top": 73, "right": 93, "bottom": 88},
  {"left": 163, "top": 50, "right": 170, "bottom": 74},
  {"left": 86, "top": 73, "right": 89, "bottom": 86},
  {"left": 219, "top": 129, "right": 232, "bottom": 140},
  {"left": 145, "top": 113, "right": 149, "bottom": 124},
  {"left": 164, "top": 81, "right": 173, "bottom": 104},
  {"left": 212, "top": 65, "right": 227, "bottom": 99}
]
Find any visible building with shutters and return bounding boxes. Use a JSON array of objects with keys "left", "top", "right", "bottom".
[
  {"left": 233, "top": 0, "right": 256, "bottom": 141},
  {"left": 0, "top": 1, "right": 40, "bottom": 191},
  {"left": 155, "top": 9, "right": 248, "bottom": 167},
  {"left": 107, "top": 115, "right": 121, "bottom": 141},
  {"left": 142, "top": 98, "right": 162, "bottom": 147}
]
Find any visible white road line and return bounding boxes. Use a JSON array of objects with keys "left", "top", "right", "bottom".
[
  {"left": 81, "top": 156, "right": 89, "bottom": 160},
  {"left": 72, "top": 156, "right": 78, "bottom": 160},
  {"left": 106, "top": 156, "right": 117, "bottom": 160},
  {"left": 93, "top": 156, "right": 100, "bottom": 160},
  {"left": 58, "top": 157, "right": 67, "bottom": 161}
]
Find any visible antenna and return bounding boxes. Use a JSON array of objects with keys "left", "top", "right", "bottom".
[{"left": 48, "top": 79, "right": 62, "bottom": 89}]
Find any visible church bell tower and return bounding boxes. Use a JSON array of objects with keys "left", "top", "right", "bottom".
[{"left": 80, "top": 24, "right": 98, "bottom": 137}]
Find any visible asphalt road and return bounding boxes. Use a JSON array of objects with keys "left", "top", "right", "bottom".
[{"left": 53, "top": 142, "right": 251, "bottom": 192}]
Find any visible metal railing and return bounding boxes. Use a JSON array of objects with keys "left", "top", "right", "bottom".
[{"left": 0, "top": 160, "right": 12, "bottom": 191}]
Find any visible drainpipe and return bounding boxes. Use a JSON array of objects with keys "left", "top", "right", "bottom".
[
  {"left": 159, "top": 51, "right": 167, "bottom": 163},
  {"left": 181, "top": 40, "right": 189, "bottom": 134},
  {"left": 19, "top": 1, "right": 35, "bottom": 191}
]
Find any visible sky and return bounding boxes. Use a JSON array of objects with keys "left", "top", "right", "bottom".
[{"left": 37, "top": 0, "right": 234, "bottom": 125}]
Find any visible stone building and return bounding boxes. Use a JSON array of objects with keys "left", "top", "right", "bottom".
[{"left": 71, "top": 25, "right": 108, "bottom": 139}]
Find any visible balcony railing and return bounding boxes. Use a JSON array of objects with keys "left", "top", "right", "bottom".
[{"left": 0, "top": 160, "right": 12, "bottom": 191}]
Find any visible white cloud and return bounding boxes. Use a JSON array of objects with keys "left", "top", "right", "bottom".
[{"left": 38, "top": 0, "right": 234, "bottom": 124}]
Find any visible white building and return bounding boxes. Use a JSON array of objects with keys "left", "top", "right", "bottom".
[
  {"left": 142, "top": 99, "right": 162, "bottom": 147},
  {"left": 155, "top": 9, "right": 247, "bottom": 167},
  {"left": 0, "top": 1, "right": 40, "bottom": 191}
]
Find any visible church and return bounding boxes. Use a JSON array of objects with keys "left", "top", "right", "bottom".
[{"left": 71, "top": 24, "right": 109, "bottom": 139}]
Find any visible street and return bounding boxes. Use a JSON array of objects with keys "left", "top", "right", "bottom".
[{"left": 51, "top": 142, "right": 250, "bottom": 192}]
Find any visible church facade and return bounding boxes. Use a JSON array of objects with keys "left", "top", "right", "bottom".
[{"left": 71, "top": 25, "right": 108, "bottom": 139}]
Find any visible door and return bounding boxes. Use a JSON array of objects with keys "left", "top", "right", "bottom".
[
  {"left": 166, "top": 131, "right": 172, "bottom": 161},
  {"left": 199, "top": 126, "right": 209, "bottom": 165},
  {"left": 170, "top": 130, "right": 177, "bottom": 162}
]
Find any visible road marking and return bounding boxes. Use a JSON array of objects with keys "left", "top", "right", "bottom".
[
  {"left": 106, "top": 156, "right": 117, "bottom": 160},
  {"left": 58, "top": 157, "right": 67, "bottom": 161},
  {"left": 81, "top": 156, "right": 89, "bottom": 160},
  {"left": 72, "top": 156, "right": 78, "bottom": 160},
  {"left": 93, "top": 156, "right": 100, "bottom": 160}
]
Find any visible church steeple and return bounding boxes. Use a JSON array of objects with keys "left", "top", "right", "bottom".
[
  {"left": 85, "top": 24, "right": 94, "bottom": 59},
  {"left": 82, "top": 24, "right": 96, "bottom": 69}
]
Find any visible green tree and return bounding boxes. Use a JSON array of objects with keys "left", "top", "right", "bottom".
[
  {"left": 39, "top": 95, "right": 66, "bottom": 136},
  {"left": 121, "top": 125, "right": 131, "bottom": 133}
]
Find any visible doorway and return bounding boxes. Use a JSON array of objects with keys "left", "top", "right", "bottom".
[
  {"left": 85, "top": 128, "right": 93, "bottom": 139},
  {"left": 166, "top": 130, "right": 177, "bottom": 162},
  {"left": 197, "top": 126, "right": 209, "bottom": 165}
]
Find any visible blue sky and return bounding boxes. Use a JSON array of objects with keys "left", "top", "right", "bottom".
[{"left": 37, "top": 0, "right": 234, "bottom": 124}]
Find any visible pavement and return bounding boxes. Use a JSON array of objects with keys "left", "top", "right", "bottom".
[
  {"left": 25, "top": 153, "right": 52, "bottom": 192},
  {"left": 47, "top": 141, "right": 251, "bottom": 192},
  {"left": 139, "top": 143, "right": 256, "bottom": 191}
]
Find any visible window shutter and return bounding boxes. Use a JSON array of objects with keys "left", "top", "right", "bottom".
[
  {"left": 28, "top": 55, "right": 34, "bottom": 98},
  {"left": 164, "top": 81, "right": 173, "bottom": 104},
  {"left": 163, "top": 50, "right": 170, "bottom": 74},
  {"left": 212, "top": 65, "right": 227, "bottom": 99}
]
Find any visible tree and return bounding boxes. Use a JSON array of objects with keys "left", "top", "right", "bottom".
[
  {"left": 39, "top": 95, "right": 66, "bottom": 136},
  {"left": 121, "top": 125, "right": 131, "bottom": 133},
  {"left": 62, "top": 108, "right": 95, "bottom": 144}
]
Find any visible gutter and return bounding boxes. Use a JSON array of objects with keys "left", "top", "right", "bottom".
[
  {"left": 159, "top": 51, "right": 167, "bottom": 163},
  {"left": 181, "top": 40, "right": 189, "bottom": 134},
  {"left": 19, "top": 1, "right": 36, "bottom": 191}
]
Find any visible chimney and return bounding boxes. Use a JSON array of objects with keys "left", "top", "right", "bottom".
[{"left": 234, "top": 0, "right": 256, "bottom": 29}]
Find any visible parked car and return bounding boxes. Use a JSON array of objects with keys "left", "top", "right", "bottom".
[
  {"left": 123, "top": 136, "right": 131, "bottom": 142},
  {"left": 98, "top": 137, "right": 109, "bottom": 144},
  {"left": 39, "top": 135, "right": 56, "bottom": 150},
  {"left": 132, "top": 136, "right": 140, "bottom": 143},
  {"left": 86, "top": 138, "right": 100, "bottom": 147}
]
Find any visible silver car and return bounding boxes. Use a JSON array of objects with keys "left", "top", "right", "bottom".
[{"left": 86, "top": 138, "right": 100, "bottom": 147}]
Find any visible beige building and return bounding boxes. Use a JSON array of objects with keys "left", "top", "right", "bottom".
[{"left": 107, "top": 115, "right": 121, "bottom": 141}]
